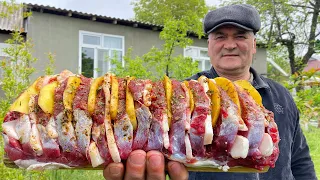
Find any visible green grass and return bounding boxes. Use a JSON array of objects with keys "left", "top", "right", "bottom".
[{"left": 303, "top": 126, "right": 320, "bottom": 178}]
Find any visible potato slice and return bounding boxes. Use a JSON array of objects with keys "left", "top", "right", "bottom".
[
  {"left": 208, "top": 79, "right": 221, "bottom": 127},
  {"left": 110, "top": 75, "right": 119, "bottom": 120},
  {"left": 183, "top": 81, "right": 194, "bottom": 113},
  {"left": 38, "top": 81, "right": 58, "bottom": 114},
  {"left": 126, "top": 76, "right": 137, "bottom": 130},
  {"left": 214, "top": 77, "right": 241, "bottom": 113},
  {"left": 164, "top": 76, "right": 172, "bottom": 128},
  {"left": 88, "top": 76, "right": 104, "bottom": 116},
  {"left": 63, "top": 76, "right": 81, "bottom": 112},
  {"left": 215, "top": 77, "right": 248, "bottom": 131},
  {"left": 234, "top": 80, "right": 263, "bottom": 106},
  {"left": 10, "top": 77, "right": 43, "bottom": 114}
]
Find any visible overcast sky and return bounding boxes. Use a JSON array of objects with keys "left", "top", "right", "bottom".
[{"left": 14, "top": 0, "right": 220, "bottom": 19}]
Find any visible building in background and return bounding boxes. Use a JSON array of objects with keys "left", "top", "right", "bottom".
[{"left": 0, "top": 3, "right": 267, "bottom": 81}]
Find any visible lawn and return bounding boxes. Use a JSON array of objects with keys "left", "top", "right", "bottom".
[{"left": 303, "top": 126, "right": 320, "bottom": 178}]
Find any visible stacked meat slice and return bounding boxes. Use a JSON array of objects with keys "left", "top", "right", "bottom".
[
  {"left": 113, "top": 78, "right": 133, "bottom": 160},
  {"left": 2, "top": 71, "right": 280, "bottom": 172},
  {"left": 128, "top": 79, "right": 153, "bottom": 151}
]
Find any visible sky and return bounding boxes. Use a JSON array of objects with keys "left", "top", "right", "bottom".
[{"left": 14, "top": 0, "right": 220, "bottom": 19}]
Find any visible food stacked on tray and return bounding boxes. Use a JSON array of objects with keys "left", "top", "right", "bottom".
[{"left": 2, "top": 70, "right": 279, "bottom": 172}]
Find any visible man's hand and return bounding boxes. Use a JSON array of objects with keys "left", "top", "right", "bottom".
[{"left": 103, "top": 150, "right": 189, "bottom": 180}]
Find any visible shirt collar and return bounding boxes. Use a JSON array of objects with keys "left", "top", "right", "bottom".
[{"left": 209, "top": 66, "right": 270, "bottom": 90}]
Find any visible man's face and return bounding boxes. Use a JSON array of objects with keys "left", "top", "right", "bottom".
[{"left": 208, "top": 26, "right": 256, "bottom": 75}]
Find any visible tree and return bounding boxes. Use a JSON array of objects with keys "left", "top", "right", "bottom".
[
  {"left": 132, "top": 0, "right": 208, "bottom": 35},
  {"left": 284, "top": 70, "right": 320, "bottom": 128},
  {"left": 267, "top": 46, "right": 291, "bottom": 84},
  {"left": 112, "top": 0, "right": 208, "bottom": 80},
  {"left": 221, "top": 0, "right": 320, "bottom": 75}
]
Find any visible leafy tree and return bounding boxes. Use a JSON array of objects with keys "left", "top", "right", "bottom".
[
  {"left": 112, "top": 0, "right": 207, "bottom": 80},
  {"left": 221, "top": 0, "right": 320, "bottom": 75},
  {"left": 267, "top": 46, "right": 291, "bottom": 84},
  {"left": 45, "top": 52, "right": 56, "bottom": 75},
  {"left": 284, "top": 69, "right": 320, "bottom": 128},
  {"left": 0, "top": 0, "right": 21, "bottom": 18},
  {"left": 132, "top": 0, "right": 208, "bottom": 35}
]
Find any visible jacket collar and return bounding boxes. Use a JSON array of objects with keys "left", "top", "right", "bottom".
[{"left": 209, "top": 66, "right": 270, "bottom": 90}]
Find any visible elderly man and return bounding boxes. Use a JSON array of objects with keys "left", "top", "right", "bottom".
[{"left": 103, "top": 4, "right": 317, "bottom": 180}]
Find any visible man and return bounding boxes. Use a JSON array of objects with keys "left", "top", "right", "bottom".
[{"left": 104, "top": 4, "right": 317, "bottom": 180}]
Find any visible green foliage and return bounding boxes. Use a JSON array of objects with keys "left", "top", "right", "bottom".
[
  {"left": 111, "top": 47, "right": 199, "bottom": 81},
  {"left": 112, "top": 1, "right": 204, "bottom": 80},
  {"left": 220, "top": 0, "right": 320, "bottom": 74},
  {"left": 133, "top": 0, "right": 208, "bottom": 36},
  {"left": 0, "top": 27, "right": 48, "bottom": 180},
  {"left": 45, "top": 52, "right": 56, "bottom": 75},
  {"left": 266, "top": 45, "right": 290, "bottom": 84},
  {"left": 0, "top": 31, "right": 37, "bottom": 118},
  {"left": 1, "top": 0, "right": 32, "bottom": 19},
  {"left": 284, "top": 70, "right": 320, "bottom": 123},
  {"left": 303, "top": 127, "right": 320, "bottom": 178},
  {"left": 0, "top": 0, "right": 21, "bottom": 18}
]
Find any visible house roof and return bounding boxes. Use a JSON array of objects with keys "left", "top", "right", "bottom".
[
  {"left": 24, "top": 3, "right": 163, "bottom": 32},
  {"left": 0, "top": 3, "right": 24, "bottom": 31},
  {"left": 303, "top": 59, "right": 320, "bottom": 72},
  {"left": 1, "top": 3, "right": 266, "bottom": 47}
]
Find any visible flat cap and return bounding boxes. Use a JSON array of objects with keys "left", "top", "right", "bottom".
[{"left": 204, "top": 4, "right": 261, "bottom": 34}]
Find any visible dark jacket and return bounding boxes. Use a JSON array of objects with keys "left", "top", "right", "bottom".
[{"left": 186, "top": 67, "right": 317, "bottom": 180}]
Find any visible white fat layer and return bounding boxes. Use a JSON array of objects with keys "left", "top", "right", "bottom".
[
  {"left": 259, "top": 133, "right": 273, "bottom": 157},
  {"left": 162, "top": 114, "right": 170, "bottom": 149},
  {"left": 74, "top": 109, "right": 93, "bottom": 157},
  {"left": 105, "top": 120, "right": 121, "bottom": 163},
  {"left": 181, "top": 83, "right": 191, "bottom": 131},
  {"left": 204, "top": 114, "right": 213, "bottom": 145},
  {"left": 230, "top": 135, "right": 249, "bottom": 159},
  {"left": 199, "top": 78, "right": 209, "bottom": 93},
  {"left": 89, "top": 142, "right": 105, "bottom": 167},
  {"left": 103, "top": 74, "right": 121, "bottom": 163},
  {"left": 199, "top": 79, "right": 213, "bottom": 145},
  {"left": 92, "top": 124, "right": 101, "bottom": 142},
  {"left": 184, "top": 159, "right": 220, "bottom": 167},
  {"left": 16, "top": 115, "right": 31, "bottom": 144},
  {"left": 225, "top": 106, "right": 239, "bottom": 123},
  {"left": 2, "top": 120, "right": 19, "bottom": 140},
  {"left": 185, "top": 134, "right": 193, "bottom": 160},
  {"left": 2, "top": 133, "right": 9, "bottom": 145},
  {"left": 14, "top": 159, "right": 72, "bottom": 170},
  {"left": 142, "top": 90, "right": 151, "bottom": 107},
  {"left": 29, "top": 124, "right": 43, "bottom": 156},
  {"left": 46, "top": 116, "right": 58, "bottom": 139},
  {"left": 143, "top": 83, "right": 152, "bottom": 107}
]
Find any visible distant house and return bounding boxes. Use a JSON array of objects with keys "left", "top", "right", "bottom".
[
  {"left": 0, "top": 3, "right": 268, "bottom": 80},
  {"left": 303, "top": 56, "right": 320, "bottom": 72},
  {"left": 303, "top": 56, "right": 320, "bottom": 87}
]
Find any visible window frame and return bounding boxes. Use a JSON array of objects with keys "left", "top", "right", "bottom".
[
  {"left": 183, "top": 46, "right": 211, "bottom": 71},
  {"left": 79, "top": 30, "right": 125, "bottom": 78}
]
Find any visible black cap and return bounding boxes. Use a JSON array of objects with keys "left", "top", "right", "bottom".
[{"left": 204, "top": 4, "right": 261, "bottom": 34}]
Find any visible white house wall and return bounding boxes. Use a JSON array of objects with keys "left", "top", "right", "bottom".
[{"left": 26, "top": 11, "right": 266, "bottom": 79}]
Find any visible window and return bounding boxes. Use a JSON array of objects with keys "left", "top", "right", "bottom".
[
  {"left": 79, "top": 31, "right": 124, "bottom": 78},
  {"left": 184, "top": 46, "right": 211, "bottom": 71}
]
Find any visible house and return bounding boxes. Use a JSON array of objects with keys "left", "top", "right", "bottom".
[
  {"left": 303, "top": 55, "right": 320, "bottom": 87},
  {"left": 0, "top": 3, "right": 267, "bottom": 81},
  {"left": 303, "top": 56, "right": 320, "bottom": 72}
]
